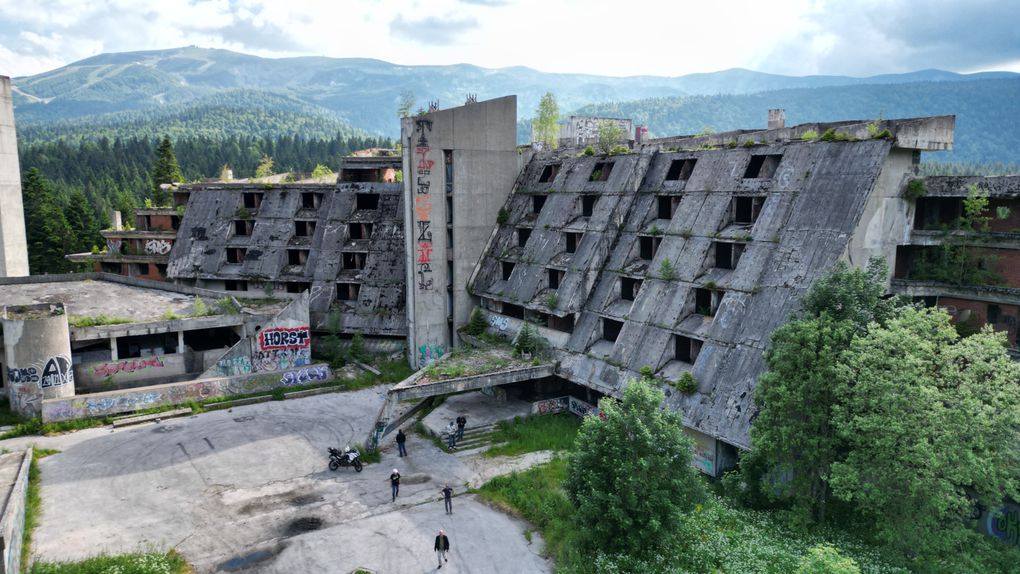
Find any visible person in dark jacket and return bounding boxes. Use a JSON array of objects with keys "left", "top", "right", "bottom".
[
  {"left": 455, "top": 415, "right": 467, "bottom": 441},
  {"left": 434, "top": 528, "right": 450, "bottom": 568},
  {"left": 440, "top": 484, "right": 454, "bottom": 514},
  {"left": 396, "top": 428, "right": 408, "bottom": 457},
  {"left": 389, "top": 468, "right": 401, "bottom": 501}
]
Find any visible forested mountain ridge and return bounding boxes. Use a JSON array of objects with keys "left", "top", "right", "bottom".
[{"left": 14, "top": 46, "right": 1017, "bottom": 140}]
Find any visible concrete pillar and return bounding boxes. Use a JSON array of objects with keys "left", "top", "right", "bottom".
[
  {"left": 768, "top": 109, "right": 785, "bottom": 130},
  {"left": 111, "top": 210, "right": 122, "bottom": 231},
  {"left": 0, "top": 76, "right": 28, "bottom": 277},
  {"left": 2, "top": 303, "right": 76, "bottom": 417},
  {"left": 177, "top": 330, "right": 185, "bottom": 354},
  {"left": 110, "top": 335, "right": 119, "bottom": 360}
]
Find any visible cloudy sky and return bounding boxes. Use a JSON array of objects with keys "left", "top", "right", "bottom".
[{"left": 1, "top": 0, "right": 1018, "bottom": 78}]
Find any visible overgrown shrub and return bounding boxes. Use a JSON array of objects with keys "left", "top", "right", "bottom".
[{"left": 464, "top": 307, "right": 488, "bottom": 336}]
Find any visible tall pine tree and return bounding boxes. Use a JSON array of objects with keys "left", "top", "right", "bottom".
[
  {"left": 151, "top": 135, "right": 183, "bottom": 205},
  {"left": 22, "top": 168, "right": 74, "bottom": 274},
  {"left": 64, "top": 188, "right": 101, "bottom": 254}
]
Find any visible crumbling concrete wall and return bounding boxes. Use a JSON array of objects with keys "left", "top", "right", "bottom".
[
  {"left": 40, "top": 363, "right": 333, "bottom": 422},
  {"left": 2, "top": 304, "right": 76, "bottom": 417},
  {"left": 0, "top": 448, "right": 32, "bottom": 574},
  {"left": 199, "top": 292, "right": 311, "bottom": 379}
]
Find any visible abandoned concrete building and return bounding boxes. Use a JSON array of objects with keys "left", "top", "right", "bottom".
[
  {"left": 5, "top": 91, "right": 1019, "bottom": 479},
  {"left": 68, "top": 205, "right": 184, "bottom": 281}
]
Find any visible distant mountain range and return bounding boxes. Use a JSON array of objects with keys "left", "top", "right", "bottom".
[{"left": 12, "top": 46, "right": 1020, "bottom": 164}]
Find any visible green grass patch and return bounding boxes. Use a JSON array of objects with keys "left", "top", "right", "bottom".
[
  {"left": 22, "top": 450, "right": 42, "bottom": 572},
  {"left": 30, "top": 550, "right": 190, "bottom": 574},
  {"left": 485, "top": 414, "right": 581, "bottom": 458},
  {"left": 0, "top": 417, "right": 110, "bottom": 440},
  {"left": 67, "top": 314, "right": 132, "bottom": 327},
  {"left": 475, "top": 458, "right": 583, "bottom": 566},
  {"left": 0, "top": 396, "right": 29, "bottom": 426}
]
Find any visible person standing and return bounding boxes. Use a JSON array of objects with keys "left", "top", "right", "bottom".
[
  {"left": 434, "top": 528, "right": 450, "bottom": 568},
  {"left": 389, "top": 468, "right": 401, "bottom": 502},
  {"left": 441, "top": 484, "right": 454, "bottom": 515},
  {"left": 445, "top": 420, "right": 458, "bottom": 450},
  {"left": 455, "top": 415, "right": 467, "bottom": 441},
  {"left": 396, "top": 428, "right": 408, "bottom": 457}
]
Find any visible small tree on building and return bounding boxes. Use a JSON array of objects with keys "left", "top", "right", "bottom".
[
  {"left": 534, "top": 92, "right": 560, "bottom": 150},
  {"left": 151, "top": 135, "right": 183, "bottom": 205}
]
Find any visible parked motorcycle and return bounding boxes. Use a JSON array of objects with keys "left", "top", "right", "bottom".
[{"left": 328, "top": 446, "right": 363, "bottom": 472}]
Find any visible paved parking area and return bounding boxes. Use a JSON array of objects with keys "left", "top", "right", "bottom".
[{"left": 2, "top": 387, "right": 553, "bottom": 573}]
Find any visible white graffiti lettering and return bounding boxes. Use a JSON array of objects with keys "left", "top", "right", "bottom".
[
  {"left": 280, "top": 365, "right": 330, "bottom": 386},
  {"left": 489, "top": 315, "right": 509, "bottom": 331},
  {"left": 144, "top": 239, "right": 173, "bottom": 255}
]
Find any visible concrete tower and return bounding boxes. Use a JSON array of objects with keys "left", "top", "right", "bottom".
[{"left": 0, "top": 76, "right": 28, "bottom": 277}]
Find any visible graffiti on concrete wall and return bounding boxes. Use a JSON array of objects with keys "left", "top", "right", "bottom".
[
  {"left": 981, "top": 503, "right": 1020, "bottom": 549},
  {"left": 691, "top": 443, "right": 716, "bottom": 476},
  {"left": 418, "top": 344, "right": 444, "bottom": 368},
  {"left": 92, "top": 357, "right": 165, "bottom": 378},
  {"left": 568, "top": 396, "right": 603, "bottom": 419},
  {"left": 7, "top": 366, "right": 38, "bottom": 384},
  {"left": 106, "top": 238, "right": 122, "bottom": 254},
  {"left": 280, "top": 365, "right": 330, "bottom": 386},
  {"left": 40, "top": 356, "right": 73, "bottom": 388},
  {"left": 216, "top": 355, "right": 252, "bottom": 377},
  {"left": 144, "top": 239, "right": 173, "bottom": 255},
  {"left": 489, "top": 315, "right": 509, "bottom": 331},
  {"left": 413, "top": 118, "right": 435, "bottom": 291},
  {"left": 532, "top": 396, "right": 569, "bottom": 415},
  {"left": 253, "top": 348, "right": 311, "bottom": 372},
  {"left": 258, "top": 326, "right": 311, "bottom": 350}
]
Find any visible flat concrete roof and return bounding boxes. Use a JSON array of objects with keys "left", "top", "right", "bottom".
[{"left": 1, "top": 279, "right": 214, "bottom": 323}]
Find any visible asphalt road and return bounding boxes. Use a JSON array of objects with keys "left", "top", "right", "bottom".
[{"left": 3, "top": 387, "right": 552, "bottom": 573}]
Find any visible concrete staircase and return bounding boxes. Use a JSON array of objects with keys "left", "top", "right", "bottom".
[{"left": 449, "top": 422, "right": 500, "bottom": 456}]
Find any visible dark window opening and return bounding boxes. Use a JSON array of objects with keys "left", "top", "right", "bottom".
[
  {"left": 548, "top": 314, "right": 575, "bottom": 333},
  {"left": 658, "top": 195, "right": 680, "bottom": 219},
  {"left": 286, "top": 282, "right": 310, "bottom": 294},
  {"left": 589, "top": 161, "right": 614, "bottom": 182},
  {"left": 548, "top": 268, "right": 564, "bottom": 290},
  {"left": 565, "top": 232, "right": 582, "bottom": 254},
  {"left": 287, "top": 249, "right": 309, "bottom": 266},
  {"left": 988, "top": 304, "right": 1002, "bottom": 323},
  {"left": 445, "top": 150, "right": 454, "bottom": 192},
  {"left": 744, "top": 154, "right": 783, "bottom": 179},
  {"left": 502, "top": 303, "right": 525, "bottom": 319},
  {"left": 733, "top": 196, "right": 765, "bottom": 225},
  {"left": 233, "top": 220, "right": 254, "bottom": 236},
  {"left": 639, "top": 236, "right": 662, "bottom": 260},
  {"left": 243, "top": 192, "right": 263, "bottom": 209},
  {"left": 224, "top": 280, "right": 248, "bottom": 291},
  {"left": 675, "top": 335, "right": 703, "bottom": 363},
  {"left": 582, "top": 195, "right": 598, "bottom": 217},
  {"left": 101, "top": 262, "right": 122, "bottom": 274},
  {"left": 713, "top": 242, "right": 744, "bottom": 270},
  {"left": 914, "top": 198, "right": 964, "bottom": 230},
  {"left": 447, "top": 226, "right": 454, "bottom": 244},
  {"left": 171, "top": 215, "right": 181, "bottom": 230},
  {"left": 184, "top": 327, "right": 241, "bottom": 353},
  {"left": 447, "top": 261, "right": 454, "bottom": 288},
  {"left": 517, "top": 228, "right": 531, "bottom": 248},
  {"left": 349, "top": 223, "right": 373, "bottom": 240},
  {"left": 356, "top": 193, "right": 380, "bottom": 210},
  {"left": 539, "top": 163, "right": 560, "bottom": 183},
  {"left": 226, "top": 247, "right": 247, "bottom": 264},
  {"left": 603, "top": 318, "right": 623, "bottom": 342},
  {"left": 142, "top": 215, "right": 152, "bottom": 230},
  {"left": 665, "top": 158, "right": 697, "bottom": 181},
  {"left": 533, "top": 195, "right": 547, "bottom": 214},
  {"left": 446, "top": 196, "right": 453, "bottom": 223},
  {"left": 343, "top": 252, "right": 367, "bottom": 270},
  {"left": 117, "top": 332, "right": 178, "bottom": 359},
  {"left": 694, "top": 288, "right": 724, "bottom": 316},
  {"left": 301, "top": 192, "right": 323, "bottom": 209},
  {"left": 155, "top": 263, "right": 168, "bottom": 277},
  {"left": 340, "top": 168, "right": 385, "bottom": 182},
  {"left": 295, "top": 220, "right": 317, "bottom": 237},
  {"left": 336, "top": 282, "right": 361, "bottom": 301},
  {"left": 502, "top": 261, "right": 516, "bottom": 281},
  {"left": 621, "top": 277, "right": 642, "bottom": 301},
  {"left": 132, "top": 263, "right": 149, "bottom": 276}
]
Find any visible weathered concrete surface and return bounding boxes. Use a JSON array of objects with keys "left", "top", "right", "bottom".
[
  {"left": 6, "top": 386, "right": 551, "bottom": 573},
  {"left": 2, "top": 304, "right": 75, "bottom": 416},
  {"left": 0, "top": 448, "right": 30, "bottom": 574},
  {"left": 0, "top": 76, "right": 28, "bottom": 278},
  {"left": 420, "top": 390, "right": 534, "bottom": 437},
  {"left": 390, "top": 364, "right": 555, "bottom": 402}
]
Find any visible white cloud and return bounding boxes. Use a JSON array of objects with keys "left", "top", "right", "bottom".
[{"left": 0, "top": 0, "right": 1016, "bottom": 78}]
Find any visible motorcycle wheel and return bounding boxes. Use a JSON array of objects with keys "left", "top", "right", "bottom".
[
  {"left": 329, "top": 459, "right": 340, "bottom": 471},
  {"left": 354, "top": 459, "right": 363, "bottom": 472}
]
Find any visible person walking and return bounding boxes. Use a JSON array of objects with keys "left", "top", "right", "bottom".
[
  {"left": 441, "top": 484, "right": 454, "bottom": 515},
  {"left": 455, "top": 415, "right": 467, "bottom": 441},
  {"left": 389, "top": 468, "right": 401, "bottom": 502},
  {"left": 396, "top": 428, "right": 408, "bottom": 457},
  {"left": 434, "top": 528, "right": 450, "bottom": 569}
]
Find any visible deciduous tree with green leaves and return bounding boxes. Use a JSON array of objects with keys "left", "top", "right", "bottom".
[
  {"left": 597, "top": 121, "right": 626, "bottom": 154},
  {"left": 565, "top": 377, "right": 705, "bottom": 557},
  {"left": 534, "top": 92, "right": 560, "bottom": 150},
  {"left": 255, "top": 155, "right": 275, "bottom": 179},
  {"left": 310, "top": 164, "right": 332, "bottom": 179}
]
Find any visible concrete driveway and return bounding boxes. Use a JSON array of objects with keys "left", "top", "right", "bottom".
[{"left": 2, "top": 387, "right": 553, "bottom": 573}]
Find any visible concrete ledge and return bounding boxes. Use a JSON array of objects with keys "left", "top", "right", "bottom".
[
  {"left": 283, "top": 386, "right": 345, "bottom": 400},
  {"left": 0, "top": 448, "right": 32, "bottom": 574},
  {"left": 204, "top": 396, "right": 273, "bottom": 410},
  {"left": 390, "top": 364, "right": 555, "bottom": 402},
  {"left": 112, "top": 407, "right": 192, "bottom": 428}
]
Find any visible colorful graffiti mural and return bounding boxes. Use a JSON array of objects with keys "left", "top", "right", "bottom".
[
  {"left": 92, "top": 357, "right": 165, "bottom": 378},
  {"left": 253, "top": 348, "right": 311, "bottom": 372},
  {"left": 216, "top": 355, "right": 252, "bottom": 377},
  {"left": 418, "top": 344, "right": 445, "bottom": 368},
  {"left": 258, "top": 326, "right": 311, "bottom": 350},
  {"left": 532, "top": 396, "right": 569, "bottom": 415},
  {"left": 982, "top": 503, "right": 1020, "bottom": 549},
  {"left": 413, "top": 118, "right": 435, "bottom": 291},
  {"left": 568, "top": 396, "right": 603, "bottom": 419}
]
